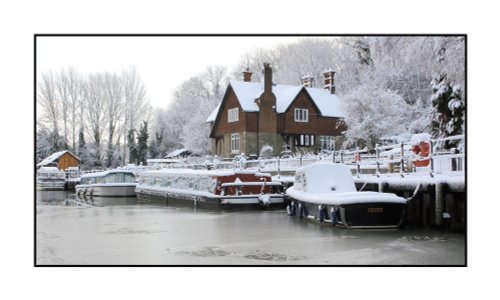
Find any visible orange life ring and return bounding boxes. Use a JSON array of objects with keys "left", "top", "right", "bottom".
[
  {"left": 412, "top": 142, "right": 430, "bottom": 167},
  {"left": 354, "top": 153, "right": 361, "bottom": 162}
]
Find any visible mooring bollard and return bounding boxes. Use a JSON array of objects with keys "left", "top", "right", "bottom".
[{"left": 378, "top": 180, "right": 387, "bottom": 193}]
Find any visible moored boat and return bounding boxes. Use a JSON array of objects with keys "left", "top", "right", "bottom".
[
  {"left": 135, "top": 169, "right": 285, "bottom": 209},
  {"left": 286, "top": 163, "right": 407, "bottom": 229},
  {"left": 36, "top": 167, "right": 66, "bottom": 190},
  {"left": 76, "top": 170, "right": 137, "bottom": 197}
]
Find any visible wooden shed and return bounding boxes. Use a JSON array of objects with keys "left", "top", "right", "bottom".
[{"left": 37, "top": 150, "right": 80, "bottom": 171}]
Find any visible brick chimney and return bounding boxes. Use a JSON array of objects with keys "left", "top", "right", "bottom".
[
  {"left": 257, "top": 63, "right": 278, "bottom": 156},
  {"left": 301, "top": 75, "right": 314, "bottom": 88},
  {"left": 263, "top": 62, "right": 274, "bottom": 94},
  {"left": 242, "top": 67, "right": 252, "bottom": 82},
  {"left": 322, "top": 68, "right": 336, "bottom": 94}
]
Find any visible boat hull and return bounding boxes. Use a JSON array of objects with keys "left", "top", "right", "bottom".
[
  {"left": 76, "top": 184, "right": 137, "bottom": 197},
  {"left": 292, "top": 201, "right": 405, "bottom": 229},
  {"left": 136, "top": 188, "right": 286, "bottom": 210}
]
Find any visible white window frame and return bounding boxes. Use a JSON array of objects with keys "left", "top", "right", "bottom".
[
  {"left": 294, "top": 108, "right": 309, "bottom": 122},
  {"left": 230, "top": 133, "right": 240, "bottom": 153},
  {"left": 320, "top": 136, "right": 335, "bottom": 150},
  {"left": 228, "top": 108, "right": 239, "bottom": 123},
  {"left": 295, "top": 134, "right": 315, "bottom": 147}
]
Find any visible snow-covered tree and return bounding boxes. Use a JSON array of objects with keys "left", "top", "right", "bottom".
[
  {"left": 430, "top": 73, "right": 464, "bottom": 140},
  {"left": 341, "top": 85, "right": 410, "bottom": 149}
]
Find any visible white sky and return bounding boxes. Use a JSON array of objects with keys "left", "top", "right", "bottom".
[{"left": 37, "top": 36, "right": 303, "bottom": 108}]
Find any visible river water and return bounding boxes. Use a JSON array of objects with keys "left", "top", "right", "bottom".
[{"left": 36, "top": 190, "right": 465, "bottom": 265}]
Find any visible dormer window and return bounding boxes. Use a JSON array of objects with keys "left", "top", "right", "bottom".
[
  {"left": 228, "top": 108, "right": 239, "bottom": 123},
  {"left": 294, "top": 108, "right": 309, "bottom": 122}
]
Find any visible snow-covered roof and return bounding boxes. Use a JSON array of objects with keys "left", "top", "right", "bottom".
[
  {"left": 286, "top": 162, "right": 406, "bottom": 205},
  {"left": 37, "top": 150, "right": 79, "bottom": 167},
  {"left": 37, "top": 166, "right": 63, "bottom": 174},
  {"left": 80, "top": 170, "right": 135, "bottom": 179},
  {"left": 205, "top": 104, "right": 220, "bottom": 123},
  {"left": 164, "top": 148, "right": 190, "bottom": 158},
  {"left": 205, "top": 80, "right": 344, "bottom": 122},
  {"left": 141, "top": 168, "right": 271, "bottom": 178}
]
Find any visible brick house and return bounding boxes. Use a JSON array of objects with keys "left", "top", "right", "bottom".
[{"left": 206, "top": 63, "right": 346, "bottom": 158}]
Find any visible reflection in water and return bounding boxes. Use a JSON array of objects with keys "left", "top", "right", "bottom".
[{"left": 37, "top": 190, "right": 137, "bottom": 207}]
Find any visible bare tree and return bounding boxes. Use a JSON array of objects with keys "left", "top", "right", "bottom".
[
  {"left": 82, "top": 72, "right": 107, "bottom": 163},
  {"left": 121, "top": 67, "right": 151, "bottom": 164},
  {"left": 104, "top": 72, "right": 124, "bottom": 167},
  {"left": 37, "top": 72, "right": 65, "bottom": 149}
]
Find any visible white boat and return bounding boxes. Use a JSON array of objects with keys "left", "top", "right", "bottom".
[
  {"left": 286, "top": 163, "right": 407, "bottom": 229},
  {"left": 76, "top": 170, "right": 137, "bottom": 197},
  {"left": 135, "top": 169, "right": 285, "bottom": 209},
  {"left": 37, "top": 167, "right": 66, "bottom": 190}
]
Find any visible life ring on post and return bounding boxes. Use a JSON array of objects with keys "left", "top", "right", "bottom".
[
  {"left": 354, "top": 153, "right": 361, "bottom": 162},
  {"left": 412, "top": 141, "right": 430, "bottom": 167}
]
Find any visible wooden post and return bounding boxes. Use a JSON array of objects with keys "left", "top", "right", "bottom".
[
  {"left": 375, "top": 143, "right": 380, "bottom": 177},
  {"left": 435, "top": 181, "right": 445, "bottom": 227}
]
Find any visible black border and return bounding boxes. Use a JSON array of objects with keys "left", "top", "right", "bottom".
[{"left": 34, "top": 34, "right": 467, "bottom": 267}]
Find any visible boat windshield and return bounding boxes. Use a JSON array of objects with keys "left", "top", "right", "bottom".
[{"left": 105, "top": 172, "right": 135, "bottom": 184}]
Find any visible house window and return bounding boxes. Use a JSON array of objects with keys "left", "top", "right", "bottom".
[
  {"left": 294, "top": 108, "right": 309, "bottom": 122},
  {"left": 294, "top": 134, "right": 315, "bottom": 147},
  {"left": 320, "top": 136, "right": 335, "bottom": 150},
  {"left": 228, "top": 108, "right": 239, "bottom": 123},
  {"left": 230, "top": 133, "right": 240, "bottom": 153}
]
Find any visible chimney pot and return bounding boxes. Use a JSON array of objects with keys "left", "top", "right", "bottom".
[
  {"left": 322, "top": 68, "right": 336, "bottom": 94},
  {"left": 242, "top": 67, "right": 252, "bottom": 82},
  {"left": 301, "top": 75, "right": 314, "bottom": 88}
]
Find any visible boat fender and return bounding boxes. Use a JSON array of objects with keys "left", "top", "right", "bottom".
[
  {"left": 298, "top": 203, "right": 304, "bottom": 218},
  {"left": 258, "top": 194, "right": 271, "bottom": 207},
  {"left": 286, "top": 205, "right": 292, "bottom": 215},
  {"left": 291, "top": 201, "right": 296, "bottom": 216},
  {"left": 330, "top": 207, "right": 337, "bottom": 226},
  {"left": 318, "top": 205, "right": 324, "bottom": 223}
]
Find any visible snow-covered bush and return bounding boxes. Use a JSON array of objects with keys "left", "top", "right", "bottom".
[{"left": 259, "top": 144, "right": 274, "bottom": 159}]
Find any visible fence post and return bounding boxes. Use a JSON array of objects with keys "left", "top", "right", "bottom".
[
  {"left": 400, "top": 141, "right": 405, "bottom": 177},
  {"left": 300, "top": 155, "right": 303, "bottom": 167},
  {"left": 340, "top": 151, "right": 344, "bottom": 164},
  {"left": 375, "top": 143, "right": 380, "bottom": 177},
  {"left": 277, "top": 156, "right": 281, "bottom": 177},
  {"left": 429, "top": 139, "right": 434, "bottom": 177},
  {"left": 332, "top": 149, "right": 336, "bottom": 163},
  {"left": 356, "top": 147, "right": 360, "bottom": 178}
]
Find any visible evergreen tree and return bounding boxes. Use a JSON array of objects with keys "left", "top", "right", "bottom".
[
  {"left": 77, "top": 128, "right": 86, "bottom": 156},
  {"left": 127, "top": 129, "right": 138, "bottom": 164},
  {"left": 148, "top": 129, "right": 163, "bottom": 159},
  {"left": 137, "top": 121, "right": 149, "bottom": 165},
  {"left": 430, "top": 73, "right": 464, "bottom": 143}
]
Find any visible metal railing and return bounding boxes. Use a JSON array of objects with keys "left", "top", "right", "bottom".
[{"left": 65, "top": 135, "right": 465, "bottom": 179}]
